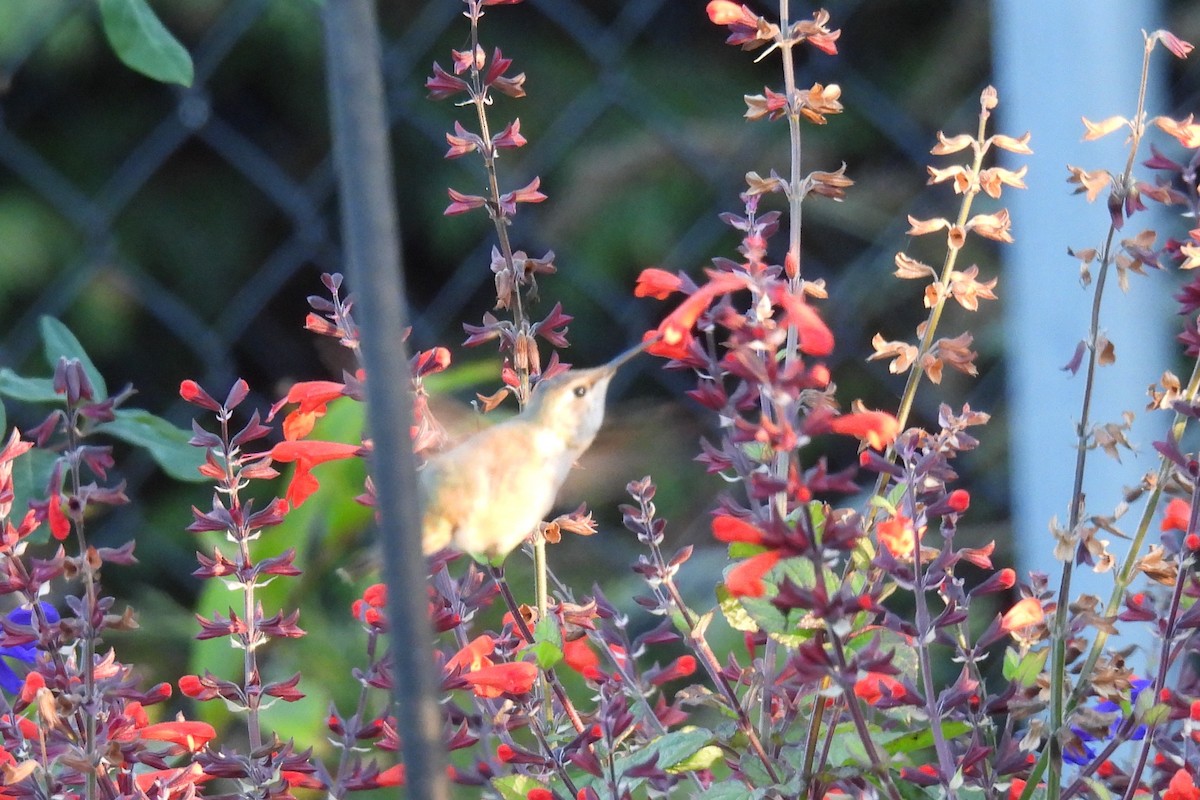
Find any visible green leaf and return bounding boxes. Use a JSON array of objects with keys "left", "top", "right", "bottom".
[
  {"left": 95, "top": 409, "right": 205, "bottom": 482},
  {"left": 1002, "top": 647, "right": 1048, "bottom": 688},
  {"left": 699, "top": 780, "right": 768, "bottom": 800},
  {"left": 39, "top": 317, "right": 106, "bottom": 399},
  {"left": 529, "top": 613, "right": 564, "bottom": 669},
  {"left": 716, "top": 583, "right": 758, "bottom": 633},
  {"left": 0, "top": 370, "right": 58, "bottom": 403},
  {"left": 98, "top": 0, "right": 194, "bottom": 87},
  {"left": 882, "top": 721, "right": 972, "bottom": 755},
  {"left": 668, "top": 744, "right": 723, "bottom": 774},
  {"left": 612, "top": 728, "right": 714, "bottom": 785},
  {"left": 492, "top": 774, "right": 546, "bottom": 800}
]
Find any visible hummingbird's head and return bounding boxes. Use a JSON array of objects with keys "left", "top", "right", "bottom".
[
  {"left": 526, "top": 366, "right": 617, "bottom": 449},
  {"left": 525, "top": 339, "right": 651, "bottom": 449}
]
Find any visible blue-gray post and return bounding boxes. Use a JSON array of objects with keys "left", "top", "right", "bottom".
[
  {"left": 992, "top": 2, "right": 1168, "bottom": 614},
  {"left": 322, "top": 1, "right": 449, "bottom": 797}
]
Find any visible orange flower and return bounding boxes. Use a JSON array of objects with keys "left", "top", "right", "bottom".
[
  {"left": 1161, "top": 497, "right": 1192, "bottom": 532},
  {"left": 726, "top": 550, "right": 782, "bottom": 598},
  {"left": 446, "top": 635, "right": 496, "bottom": 672},
  {"left": 461, "top": 661, "right": 539, "bottom": 698},
  {"left": 634, "top": 268, "right": 684, "bottom": 300},
  {"left": 712, "top": 514, "right": 766, "bottom": 544},
  {"left": 854, "top": 672, "right": 904, "bottom": 705},
  {"left": 829, "top": 410, "right": 900, "bottom": 450},
  {"left": 1000, "top": 597, "right": 1044, "bottom": 633},
  {"left": 877, "top": 515, "right": 918, "bottom": 560}
]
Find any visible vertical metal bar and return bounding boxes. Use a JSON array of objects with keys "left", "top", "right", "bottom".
[{"left": 321, "top": 2, "right": 448, "bottom": 798}]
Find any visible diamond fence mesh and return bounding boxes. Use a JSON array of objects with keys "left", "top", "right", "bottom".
[{"left": 0, "top": 0, "right": 1193, "bottom": 613}]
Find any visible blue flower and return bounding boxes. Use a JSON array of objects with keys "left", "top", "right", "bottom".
[
  {"left": 0, "top": 604, "right": 59, "bottom": 694},
  {"left": 1064, "top": 678, "right": 1152, "bottom": 766}
]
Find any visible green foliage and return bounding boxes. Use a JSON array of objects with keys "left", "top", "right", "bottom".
[
  {"left": 529, "top": 612, "right": 564, "bottom": 670},
  {"left": 98, "top": 0, "right": 193, "bottom": 86}
]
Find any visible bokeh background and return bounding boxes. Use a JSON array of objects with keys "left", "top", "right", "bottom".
[{"left": 0, "top": 0, "right": 1198, "bottom": 757}]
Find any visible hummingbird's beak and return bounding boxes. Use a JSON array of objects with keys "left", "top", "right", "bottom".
[{"left": 602, "top": 333, "right": 660, "bottom": 373}]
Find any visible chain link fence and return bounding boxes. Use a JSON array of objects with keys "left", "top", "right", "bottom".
[{"left": 4, "top": 1, "right": 1195, "bottom": 592}]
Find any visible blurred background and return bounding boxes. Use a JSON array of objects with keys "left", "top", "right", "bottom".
[{"left": 0, "top": 0, "right": 1197, "bottom": 755}]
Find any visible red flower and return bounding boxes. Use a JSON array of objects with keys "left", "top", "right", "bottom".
[
  {"left": 47, "top": 490, "right": 70, "bottom": 541},
  {"left": 1165, "top": 769, "right": 1200, "bottom": 800},
  {"left": 634, "top": 268, "right": 684, "bottom": 300},
  {"left": 647, "top": 272, "right": 747, "bottom": 359},
  {"left": 712, "top": 514, "right": 766, "bottom": 545},
  {"left": 129, "top": 720, "right": 217, "bottom": 752},
  {"left": 563, "top": 636, "right": 603, "bottom": 681},
  {"left": 650, "top": 655, "right": 697, "bottom": 685},
  {"left": 269, "top": 439, "right": 361, "bottom": 508},
  {"left": 725, "top": 549, "right": 781, "bottom": 598},
  {"left": 769, "top": 283, "right": 834, "bottom": 356},
  {"left": 270, "top": 380, "right": 347, "bottom": 441},
  {"left": 1162, "top": 497, "right": 1192, "bottom": 532},
  {"left": 947, "top": 489, "right": 970, "bottom": 513},
  {"left": 527, "top": 789, "right": 554, "bottom": 800},
  {"left": 829, "top": 410, "right": 900, "bottom": 450},
  {"left": 353, "top": 583, "right": 388, "bottom": 626},
  {"left": 373, "top": 764, "right": 406, "bottom": 787},
  {"left": 854, "top": 672, "right": 904, "bottom": 705},
  {"left": 178, "top": 380, "right": 220, "bottom": 411}
]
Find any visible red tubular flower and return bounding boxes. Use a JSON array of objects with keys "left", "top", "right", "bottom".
[
  {"left": 947, "top": 489, "right": 970, "bottom": 513},
  {"left": 769, "top": 284, "right": 834, "bottom": 356},
  {"left": 269, "top": 440, "right": 361, "bottom": 508},
  {"left": 47, "top": 490, "right": 70, "bottom": 541},
  {"left": 461, "top": 661, "right": 539, "bottom": 698},
  {"left": 712, "top": 514, "right": 766, "bottom": 544},
  {"left": 563, "top": 637, "right": 603, "bottom": 681},
  {"left": 829, "top": 410, "right": 900, "bottom": 450},
  {"left": 650, "top": 655, "right": 697, "bottom": 685},
  {"left": 373, "top": 764, "right": 406, "bottom": 787},
  {"left": 527, "top": 789, "right": 554, "bottom": 800},
  {"left": 1161, "top": 497, "right": 1192, "bottom": 532},
  {"left": 178, "top": 380, "right": 220, "bottom": 411},
  {"left": 725, "top": 550, "right": 782, "bottom": 598}
]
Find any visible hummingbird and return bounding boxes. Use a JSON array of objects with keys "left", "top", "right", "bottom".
[{"left": 419, "top": 340, "right": 649, "bottom": 562}]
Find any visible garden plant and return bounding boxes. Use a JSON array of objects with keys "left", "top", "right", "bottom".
[{"left": 0, "top": 1, "right": 1199, "bottom": 799}]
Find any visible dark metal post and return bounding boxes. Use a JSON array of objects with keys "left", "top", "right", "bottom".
[{"left": 321, "top": 2, "right": 448, "bottom": 798}]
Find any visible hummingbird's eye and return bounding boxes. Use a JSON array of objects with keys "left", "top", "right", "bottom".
[{"left": 573, "top": 386, "right": 587, "bottom": 398}]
